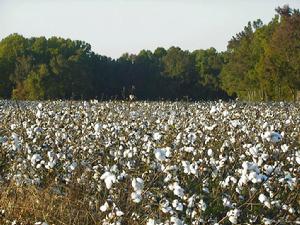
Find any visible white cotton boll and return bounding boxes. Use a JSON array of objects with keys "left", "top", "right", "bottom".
[
  {"left": 123, "top": 149, "right": 133, "bottom": 158},
  {"left": 187, "top": 195, "right": 195, "bottom": 208},
  {"left": 182, "top": 161, "right": 191, "bottom": 174},
  {"left": 228, "top": 214, "right": 238, "bottom": 224},
  {"left": 172, "top": 199, "right": 183, "bottom": 211},
  {"left": 173, "top": 183, "right": 184, "bottom": 198},
  {"left": 146, "top": 219, "right": 157, "bottom": 225},
  {"left": 131, "top": 191, "right": 142, "bottom": 203},
  {"left": 165, "top": 147, "right": 172, "bottom": 157},
  {"left": 100, "top": 202, "right": 109, "bottom": 212},
  {"left": 94, "top": 123, "right": 101, "bottom": 133},
  {"left": 153, "top": 132, "right": 162, "bottom": 141},
  {"left": 296, "top": 151, "right": 300, "bottom": 164},
  {"left": 37, "top": 103, "right": 43, "bottom": 109},
  {"left": 164, "top": 173, "right": 172, "bottom": 183},
  {"left": 47, "top": 151, "right": 55, "bottom": 160},
  {"left": 187, "top": 132, "right": 196, "bottom": 143},
  {"left": 36, "top": 110, "right": 42, "bottom": 118},
  {"left": 199, "top": 199, "right": 207, "bottom": 211},
  {"left": 253, "top": 174, "right": 262, "bottom": 183},
  {"left": 46, "top": 161, "right": 56, "bottom": 169},
  {"left": 270, "top": 131, "right": 282, "bottom": 143},
  {"left": 36, "top": 163, "right": 42, "bottom": 169},
  {"left": 205, "top": 124, "right": 217, "bottom": 131},
  {"left": 262, "top": 218, "right": 274, "bottom": 225},
  {"left": 100, "top": 172, "right": 116, "bottom": 189},
  {"left": 31, "top": 154, "right": 42, "bottom": 165},
  {"left": 116, "top": 209, "right": 124, "bottom": 216},
  {"left": 282, "top": 204, "right": 288, "bottom": 210},
  {"left": 262, "top": 122, "right": 268, "bottom": 129},
  {"left": 184, "top": 146, "right": 194, "bottom": 153},
  {"left": 11, "top": 124, "right": 17, "bottom": 130},
  {"left": 227, "top": 209, "right": 240, "bottom": 224},
  {"left": 280, "top": 144, "right": 289, "bottom": 152},
  {"left": 154, "top": 148, "right": 167, "bottom": 161},
  {"left": 207, "top": 149, "right": 213, "bottom": 157},
  {"left": 34, "top": 222, "right": 48, "bottom": 225},
  {"left": 190, "top": 163, "right": 198, "bottom": 175},
  {"left": 168, "top": 116, "right": 175, "bottom": 125},
  {"left": 210, "top": 106, "right": 217, "bottom": 114},
  {"left": 170, "top": 216, "right": 183, "bottom": 225},
  {"left": 161, "top": 205, "right": 172, "bottom": 214},
  {"left": 69, "top": 162, "right": 77, "bottom": 171},
  {"left": 264, "top": 165, "right": 274, "bottom": 175},
  {"left": 222, "top": 110, "right": 229, "bottom": 117},
  {"left": 230, "top": 120, "right": 240, "bottom": 128},
  {"left": 258, "top": 193, "right": 268, "bottom": 203},
  {"left": 223, "top": 197, "right": 232, "bottom": 207},
  {"left": 202, "top": 187, "right": 209, "bottom": 193},
  {"left": 288, "top": 207, "right": 295, "bottom": 214},
  {"left": 248, "top": 171, "right": 258, "bottom": 183},
  {"left": 264, "top": 201, "right": 271, "bottom": 209},
  {"left": 132, "top": 177, "right": 144, "bottom": 191},
  {"left": 249, "top": 146, "right": 259, "bottom": 157}
]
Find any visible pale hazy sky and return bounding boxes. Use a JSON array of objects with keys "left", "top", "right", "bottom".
[{"left": 1, "top": 0, "right": 300, "bottom": 58}]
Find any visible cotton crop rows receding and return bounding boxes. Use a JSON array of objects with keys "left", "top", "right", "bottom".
[{"left": 0, "top": 100, "right": 299, "bottom": 225}]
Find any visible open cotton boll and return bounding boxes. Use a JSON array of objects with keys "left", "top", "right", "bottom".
[
  {"left": 36, "top": 109, "right": 42, "bottom": 118},
  {"left": 154, "top": 148, "right": 167, "bottom": 161},
  {"left": 69, "top": 162, "right": 77, "bottom": 171},
  {"left": 280, "top": 144, "right": 289, "bottom": 152},
  {"left": 31, "top": 154, "right": 42, "bottom": 165},
  {"left": 210, "top": 106, "right": 217, "bottom": 114},
  {"left": 258, "top": 193, "right": 271, "bottom": 208},
  {"left": 296, "top": 151, "right": 300, "bottom": 164},
  {"left": 262, "top": 218, "right": 274, "bottom": 225},
  {"left": 207, "top": 149, "right": 214, "bottom": 157},
  {"left": 153, "top": 132, "right": 162, "bottom": 141},
  {"left": 169, "top": 182, "right": 184, "bottom": 198},
  {"left": 34, "top": 222, "right": 48, "bottom": 225},
  {"left": 11, "top": 133, "right": 20, "bottom": 150},
  {"left": 100, "top": 171, "right": 116, "bottom": 189},
  {"left": 100, "top": 201, "right": 109, "bottom": 212},
  {"left": 222, "top": 110, "right": 229, "bottom": 117},
  {"left": 199, "top": 199, "right": 207, "bottom": 211},
  {"left": 131, "top": 191, "right": 142, "bottom": 203},
  {"left": 132, "top": 177, "right": 144, "bottom": 191},
  {"left": 170, "top": 216, "right": 183, "bottom": 225},
  {"left": 116, "top": 209, "right": 124, "bottom": 216},
  {"left": 146, "top": 219, "right": 157, "bottom": 225},
  {"left": 172, "top": 199, "right": 183, "bottom": 211},
  {"left": 270, "top": 131, "right": 282, "bottom": 143},
  {"left": 227, "top": 209, "right": 240, "bottom": 224},
  {"left": 94, "top": 123, "right": 101, "bottom": 134}
]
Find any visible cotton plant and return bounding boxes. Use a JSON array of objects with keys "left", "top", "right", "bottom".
[{"left": 0, "top": 100, "right": 299, "bottom": 224}]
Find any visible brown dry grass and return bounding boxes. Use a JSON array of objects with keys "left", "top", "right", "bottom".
[{"left": 0, "top": 183, "right": 101, "bottom": 225}]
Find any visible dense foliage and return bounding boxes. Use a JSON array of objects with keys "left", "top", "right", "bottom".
[
  {"left": 0, "top": 5, "right": 299, "bottom": 101},
  {"left": 0, "top": 36, "right": 226, "bottom": 101},
  {"left": 221, "top": 5, "right": 300, "bottom": 101}
]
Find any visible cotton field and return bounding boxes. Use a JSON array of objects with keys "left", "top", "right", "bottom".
[{"left": 0, "top": 100, "right": 299, "bottom": 225}]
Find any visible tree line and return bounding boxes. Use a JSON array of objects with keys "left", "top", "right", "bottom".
[{"left": 0, "top": 5, "right": 299, "bottom": 101}]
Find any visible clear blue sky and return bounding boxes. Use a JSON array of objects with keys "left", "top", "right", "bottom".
[{"left": 1, "top": 0, "right": 300, "bottom": 58}]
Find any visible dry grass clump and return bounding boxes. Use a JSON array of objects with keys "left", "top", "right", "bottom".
[{"left": 0, "top": 182, "right": 102, "bottom": 225}]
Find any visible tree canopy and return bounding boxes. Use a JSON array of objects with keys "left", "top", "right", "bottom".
[
  {"left": 0, "top": 5, "right": 299, "bottom": 101},
  {"left": 221, "top": 5, "right": 300, "bottom": 101}
]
